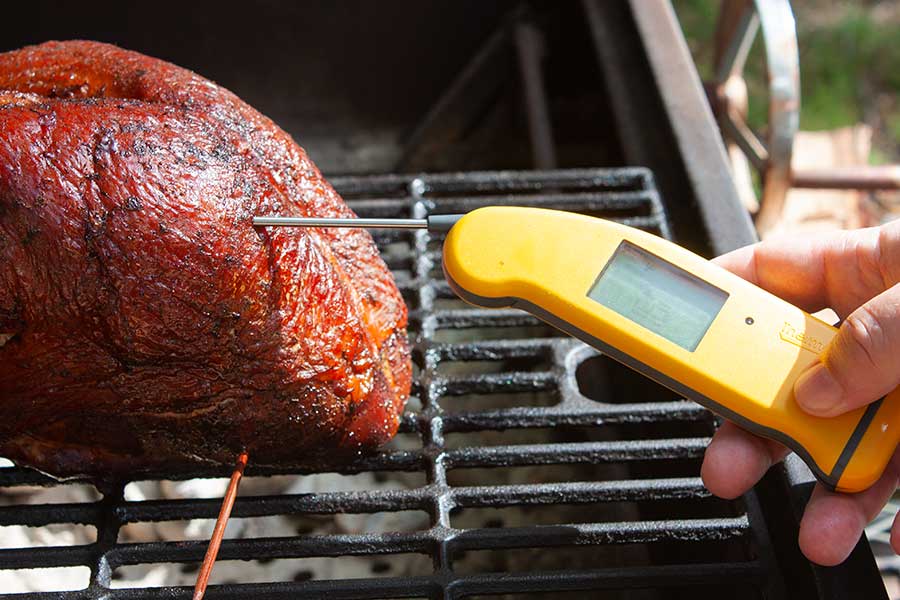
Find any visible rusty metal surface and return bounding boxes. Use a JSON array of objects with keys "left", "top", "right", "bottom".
[{"left": 792, "top": 166, "right": 900, "bottom": 190}]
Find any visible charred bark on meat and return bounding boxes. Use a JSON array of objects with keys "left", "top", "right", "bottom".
[{"left": 0, "top": 41, "right": 411, "bottom": 479}]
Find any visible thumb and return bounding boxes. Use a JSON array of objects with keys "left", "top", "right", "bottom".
[{"left": 795, "top": 283, "right": 900, "bottom": 417}]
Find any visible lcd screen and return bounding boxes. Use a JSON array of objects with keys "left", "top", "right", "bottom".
[{"left": 587, "top": 242, "right": 728, "bottom": 351}]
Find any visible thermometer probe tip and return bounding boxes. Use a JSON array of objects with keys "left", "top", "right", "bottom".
[{"left": 251, "top": 214, "right": 462, "bottom": 232}]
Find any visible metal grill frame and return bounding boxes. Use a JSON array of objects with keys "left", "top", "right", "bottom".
[{"left": 0, "top": 168, "right": 799, "bottom": 599}]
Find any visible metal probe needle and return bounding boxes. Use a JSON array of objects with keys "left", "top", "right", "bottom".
[
  {"left": 253, "top": 215, "right": 462, "bottom": 232},
  {"left": 253, "top": 217, "right": 427, "bottom": 228}
]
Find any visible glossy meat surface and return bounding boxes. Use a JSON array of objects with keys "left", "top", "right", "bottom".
[{"left": 0, "top": 41, "right": 411, "bottom": 479}]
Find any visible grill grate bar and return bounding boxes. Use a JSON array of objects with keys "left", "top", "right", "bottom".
[
  {"left": 450, "top": 517, "right": 751, "bottom": 551},
  {"left": 40, "top": 578, "right": 437, "bottom": 600},
  {"left": 431, "top": 338, "right": 557, "bottom": 361},
  {"left": 97, "top": 562, "right": 767, "bottom": 600},
  {"left": 0, "top": 468, "right": 63, "bottom": 488},
  {"left": 333, "top": 168, "right": 657, "bottom": 196},
  {"left": 352, "top": 190, "right": 661, "bottom": 212},
  {"left": 445, "top": 438, "right": 710, "bottom": 468},
  {"left": 0, "top": 452, "right": 434, "bottom": 488},
  {"left": 114, "top": 492, "right": 430, "bottom": 523},
  {"left": 427, "top": 310, "right": 545, "bottom": 332},
  {"left": 450, "top": 562, "right": 765, "bottom": 595},
  {"left": 0, "top": 514, "right": 751, "bottom": 572},
  {"left": 450, "top": 478, "right": 712, "bottom": 506},
  {"left": 0, "top": 546, "right": 96, "bottom": 570},
  {"left": 440, "top": 403, "right": 710, "bottom": 432},
  {"left": 106, "top": 533, "right": 434, "bottom": 566},
  {"left": 98, "top": 517, "right": 750, "bottom": 568},
  {"left": 439, "top": 372, "right": 558, "bottom": 396},
  {"left": 0, "top": 502, "right": 102, "bottom": 526},
  {"left": 0, "top": 478, "right": 714, "bottom": 528}
]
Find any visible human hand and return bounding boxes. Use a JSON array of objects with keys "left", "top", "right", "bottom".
[{"left": 701, "top": 220, "right": 900, "bottom": 566}]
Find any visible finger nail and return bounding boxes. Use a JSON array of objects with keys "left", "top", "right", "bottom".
[{"left": 795, "top": 363, "right": 843, "bottom": 416}]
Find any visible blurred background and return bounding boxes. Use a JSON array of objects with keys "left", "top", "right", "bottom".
[
  {"left": 678, "top": 0, "right": 898, "bottom": 163},
  {"left": 676, "top": 0, "right": 899, "bottom": 233}
]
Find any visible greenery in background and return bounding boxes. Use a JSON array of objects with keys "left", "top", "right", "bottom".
[{"left": 674, "top": 0, "right": 900, "bottom": 164}]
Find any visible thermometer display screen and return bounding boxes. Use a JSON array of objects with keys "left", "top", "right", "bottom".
[{"left": 587, "top": 242, "right": 728, "bottom": 351}]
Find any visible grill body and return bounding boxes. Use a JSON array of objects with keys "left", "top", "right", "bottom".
[{"left": 0, "top": 1, "right": 889, "bottom": 598}]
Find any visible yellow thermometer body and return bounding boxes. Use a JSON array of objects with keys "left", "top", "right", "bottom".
[{"left": 442, "top": 206, "right": 900, "bottom": 493}]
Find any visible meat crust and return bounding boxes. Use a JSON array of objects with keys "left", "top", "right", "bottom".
[{"left": 0, "top": 41, "right": 411, "bottom": 479}]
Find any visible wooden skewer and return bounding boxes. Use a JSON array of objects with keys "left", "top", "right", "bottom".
[{"left": 193, "top": 451, "right": 249, "bottom": 600}]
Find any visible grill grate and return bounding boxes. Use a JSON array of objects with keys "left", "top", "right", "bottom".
[{"left": 0, "top": 169, "right": 784, "bottom": 599}]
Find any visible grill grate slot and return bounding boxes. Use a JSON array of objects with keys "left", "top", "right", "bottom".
[{"left": 0, "top": 169, "right": 780, "bottom": 599}]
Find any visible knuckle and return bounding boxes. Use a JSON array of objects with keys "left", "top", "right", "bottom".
[
  {"left": 877, "top": 222, "right": 900, "bottom": 286},
  {"left": 841, "top": 305, "right": 886, "bottom": 373}
]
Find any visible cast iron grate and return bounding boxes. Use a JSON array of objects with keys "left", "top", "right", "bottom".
[{"left": 0, "top": 169, "right": 783, "bottom": 599}]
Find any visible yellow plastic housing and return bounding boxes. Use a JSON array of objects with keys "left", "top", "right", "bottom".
[{"left": 442, "top": 206, "right": 900, "bottom": 492}]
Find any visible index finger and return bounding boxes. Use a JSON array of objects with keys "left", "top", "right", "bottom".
[{"left": 712, "top": 226, "right": 886, "bottom": 318}]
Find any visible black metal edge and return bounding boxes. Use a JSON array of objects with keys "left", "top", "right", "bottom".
[
  {"left": 582, "top": 0, "right": 757, "bottom": 258},
  {"left": 760, "top": 455, "right": 890, "bottom": 600}
]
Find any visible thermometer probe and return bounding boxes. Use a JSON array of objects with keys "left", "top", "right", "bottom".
[{"left": 255, "top": 206, "right": 900, "bottom": 493}]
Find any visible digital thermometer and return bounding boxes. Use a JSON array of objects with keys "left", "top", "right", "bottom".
[{"left": 254, "top": 207, "right": 900, "bottom": 493}]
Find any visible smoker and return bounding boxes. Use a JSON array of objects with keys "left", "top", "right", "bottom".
[{"left": 0, "top": 1, "right": 889, "bottom": 598}]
